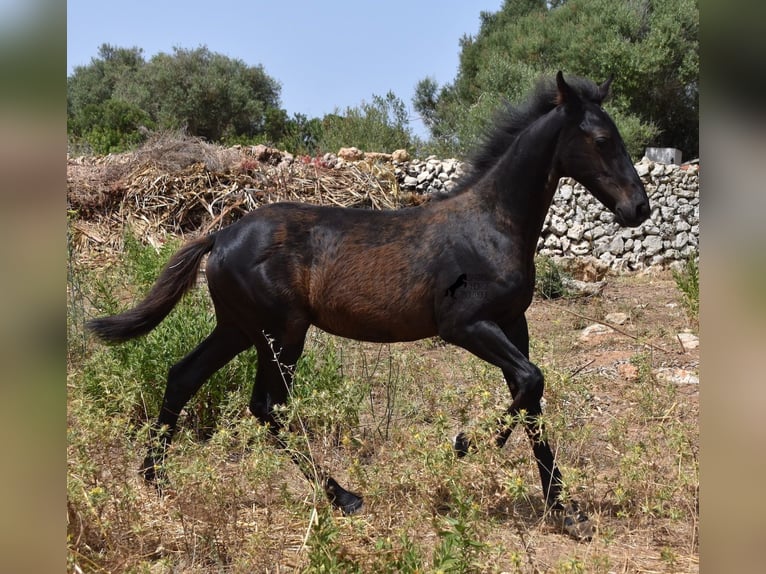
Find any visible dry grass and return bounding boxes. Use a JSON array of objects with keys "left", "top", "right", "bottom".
[{"left": 67, "top": 139, "right": 698, "bottom": 573}]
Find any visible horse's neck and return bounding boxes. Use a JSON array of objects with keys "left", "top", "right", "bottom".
[{"left": 483, "top": 110, "right": 564, "bottom": 247}]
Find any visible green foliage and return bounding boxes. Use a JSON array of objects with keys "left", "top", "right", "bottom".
[
  {"left": 432, "top": 480, "right": 485, "bottom": 573},
  {"left": 68, "top": 44, "right": 282, "bottom": 152},
  {"left": 318, "top": 91, "right": 413, "bottom": 153},
  {"left": 71, "top": 99, "right": 153, "bottom": 154},
  {"left": 286, "top": 338, "right": 366, "bottom": 446},
  {"left": 68, "top": 43, "right": 416, "bottom": 157},
  {"left": 77, "top": 232, "right": 257, "bottom": 437},
  {"left": 226, "top": 111, "right": 324, "bottom": 156},
  {"left": 304, "top": 509, "right": 361, "bottom": 573},
  {"left": 137, "top": 46, "right": 280, "bottom": 141},
  {"left": 415, "top": 0, "right": 698, "bottom": 160},
  {"left": 672, "top": 254, "right": 699, "bottom": 319},
  {"left": 535, "top": 255, "right": 570, "bottom": 299}
]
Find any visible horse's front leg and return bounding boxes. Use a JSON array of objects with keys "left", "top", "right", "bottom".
[{"left": 444, "top": 316, "right": 593, "bottom": 540}]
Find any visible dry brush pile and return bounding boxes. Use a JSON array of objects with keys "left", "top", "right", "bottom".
[{"left": 67, "top": 133, "right": 424, "bottom": 264}]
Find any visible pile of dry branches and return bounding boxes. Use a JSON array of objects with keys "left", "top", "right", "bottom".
[{"left": 67, "top": 133, "right": 424, "bottom": 261}]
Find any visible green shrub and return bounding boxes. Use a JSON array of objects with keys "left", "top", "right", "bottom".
[
  {"left": 71, "top": 99, "right": 153, "bottom": 154},
  {"left": 535, "top": 255, "right": 569, "bottom": 300},
  {"left": 672, "top": 254, "right": 699, "bottom": 320},
  {"left": 317, "top": 91, "right": 413, "bottom": 154},
  {"left": 79, "top": 232, "right": 256, "bottom": 437}
]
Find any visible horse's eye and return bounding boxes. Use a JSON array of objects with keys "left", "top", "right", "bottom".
[{"left": 594, "top": 136, "right": 609, "bottom": 148}]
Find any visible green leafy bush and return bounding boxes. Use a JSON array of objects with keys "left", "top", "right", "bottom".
[
  {"left": 535, "top": 255, "right": 569, "bottom": 300},
  {"left": 672, "top": 254, "right": 699, "bottom": 320},
  {"left": 77, "top": 232, "right": 256, "bottom": 437}
]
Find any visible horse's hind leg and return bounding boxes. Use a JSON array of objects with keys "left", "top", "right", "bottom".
[
  {"left": 142, "top": 324, "right": 250, "bottom": 486},
  {"left": 250, "top": 333, "right": 363, "bottom": 515}
]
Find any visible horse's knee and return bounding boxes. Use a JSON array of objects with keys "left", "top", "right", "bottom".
[{"left": 518, "top": 364, "right": 545, "bottom": 405}]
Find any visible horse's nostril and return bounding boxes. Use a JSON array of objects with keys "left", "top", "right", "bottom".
[{"left": 638, "top": 200, "right": 650, "bottom": 220}]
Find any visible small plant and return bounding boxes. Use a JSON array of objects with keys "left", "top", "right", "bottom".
[
  {"left": 304, "top": 509, "right": 360, "bottom": 573},
  {"left": 370, "top": 532, "right": 424, "bottom": 574},
  {"left": 672, "top": 254, "right": 699, "bottom": 320},
  {"left": 288, "top": 336, "right": 365, "bottom": 447},
  {"left": 432, "top": 480, "right": 485, "bottom": 573},
  {"left": 535, "top": 255, "right": 569, "bottom": 299}
]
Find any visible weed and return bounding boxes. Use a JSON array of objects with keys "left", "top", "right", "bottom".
[
  {"left": 557, "top": 556, "right": 586, "bottom": 573},
  {"left": 672, "top": 254, "right": 699, "bottom": 320},
  {"left": 370, "top": 532, "right": 425, "bottom": 574},
  {"left": 432, "top": 480, "right": 486, "bottom": 573},
  {"left": 535, "top": 255, "right": 570, "bottom": 300},
  {"left": 305, "top": 508, "right": 360, "bottom": 573},
  {"left": 289, "top": 336, "right": 365, "bottom": 447}
]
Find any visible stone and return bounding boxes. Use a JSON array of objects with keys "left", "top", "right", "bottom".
[
  {"left": 643, "top": 235, "right": 663, "bottom": 256},
  {"left": 605, "top": 312, "right": 629, "bottom": 325},
  {"left": 609, "top": 236, "right": 625, "bottom": 255},
  {"left": 567, "top": 223, "right": 585, "bottom": 241},
  {"left": 579, "top": 323, "right": 613, "bottom": 342},
  {"left": 550, "top": 215, "right": 568, "bottom": 235},
  {"left": 677, "top": 331, "right": 699, "bottom": 350},
  {"left": 391, "top": 149, "right": 410, "bottom": 162},
  {"left": 544, "top": 234, "right": 561, "bottom": 249},
  {"left": 617, "top": 362, "right": 639, "bottom": 381},
  {"left": 644, "top": 147, "right": 681, "bottom": 165},
  {"left": 364, "top": 152, "right": 392, "bottom": 162},
  {"left": 654, "top": 367, "right": 699, "bottom": 385},
  {"left": 338, "top": 147, "right": 364, "bottom": 161},
  {"left": 674, "top": 231, "right": 690, "bottom": 250},
  {"left": 635, "top": 162, "right": 652, "bottom": 177}
]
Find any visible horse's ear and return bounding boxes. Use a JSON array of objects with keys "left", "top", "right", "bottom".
[
  {"left": 555, "top": 71, "right": 580, "bottom": 110},
  {"left": 597, "top": 75, "right": 614, "bottom": 103}
]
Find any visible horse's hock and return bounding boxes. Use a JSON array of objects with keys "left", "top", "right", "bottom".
[{"left": 389, "top": 154, "right": 699, "bottom": 272}]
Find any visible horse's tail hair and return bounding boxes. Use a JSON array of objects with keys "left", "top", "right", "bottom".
[{"left": 86, "top": 233, "right": 217, "bottom": 343}]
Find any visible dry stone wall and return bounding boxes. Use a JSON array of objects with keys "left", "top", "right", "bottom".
[{"left": 387, "top": 154, "right": 699, "bottom": 271}]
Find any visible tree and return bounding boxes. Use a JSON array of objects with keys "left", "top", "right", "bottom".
[
  {"left": 67, "top": 45, "right": 283, "bottom": 151},
  {"left": 415, "top": 0, "right": 698, "bottom": 160},
  {"left": 68, "top": 44, "right": 147, "bottom": 151},
  {"left": 72, "top": 99, "right": 153, "bottom": 155},
  {"left": 67, "top": 44, "right": 145, "bottom": 115},
  {"left": 318, "top": 91, "right": 413, "bottom": 153},
  {"left": 137, "top": 46, "right": 281, "bottom": 141}
]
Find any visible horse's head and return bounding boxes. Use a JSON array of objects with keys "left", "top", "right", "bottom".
[{"left": 553, "top": 72, "right": 650, "bottom": 227}]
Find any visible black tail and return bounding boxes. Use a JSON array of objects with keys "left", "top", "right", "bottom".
[{"left": 86, "top": 233, "right": 217, "bottom": 343}]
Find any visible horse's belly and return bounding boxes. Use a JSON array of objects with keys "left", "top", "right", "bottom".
[{"left": 311, "top": 297, "right": 437, "bottom": 343}]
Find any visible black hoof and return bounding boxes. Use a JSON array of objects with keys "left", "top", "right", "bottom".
[
  {"left": 325, "top": 477, "right": 363, "bottom": 515},
  {"left": 452, "top": 432, "right": 474, "bottom": 458},
  {"left": 549, "top": 501, "right": 594, "bottom": 541}
]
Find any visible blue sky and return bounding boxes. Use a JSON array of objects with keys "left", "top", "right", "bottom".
[{"left": 67, "top": 0, "right": 503, "bottom": 138}]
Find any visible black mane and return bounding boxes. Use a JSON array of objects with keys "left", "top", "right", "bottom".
[{"left": 444, "top": 75, "right": 606, "bottom": 197}]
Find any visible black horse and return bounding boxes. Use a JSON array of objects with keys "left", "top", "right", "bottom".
[{"left": 88, "top": 72, "right": 649, "bottom": 539}]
